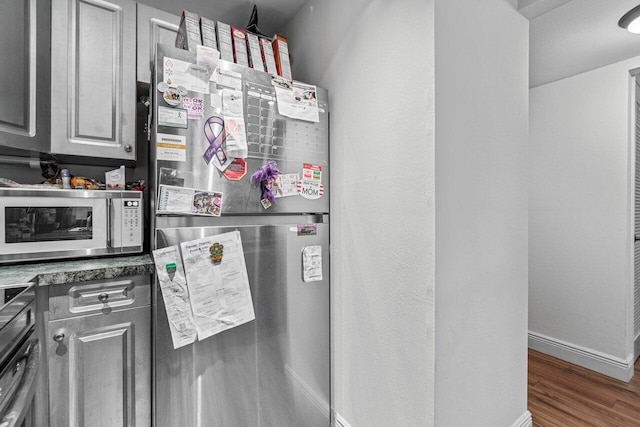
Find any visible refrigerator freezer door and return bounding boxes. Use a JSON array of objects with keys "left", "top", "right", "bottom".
[
  {"left": 154, "top": 217, "right": 330, "bottom": 426},
  {"left": 151, "top": 44, "right": 330, "bottom": 216}
]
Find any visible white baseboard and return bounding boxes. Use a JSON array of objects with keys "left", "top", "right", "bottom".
[
  {"left": 511, "top": 410, "right": 532, "bottom": 427},
  {"left": 335, "top": 409, "right": 530, "bottom": 426},
  {"left": 284, "top": 364, "right": 330, "bottom": 417},
  {"left": 335, "top": 412, "right": 352, "bottom": 427},
  {"left": 529, "top": 332, "right": 634, "bottom": 382}
]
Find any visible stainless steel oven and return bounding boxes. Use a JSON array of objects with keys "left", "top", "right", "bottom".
[
  {"left": 0, "top": 283, "right": 38, "bottom": 427},
  {"left": 0, "top": 188, "right": 143, "bottom": 264}
]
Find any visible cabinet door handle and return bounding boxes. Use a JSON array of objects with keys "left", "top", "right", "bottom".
[
  {"left": 98, "top": 293, "right": 109, "bottom": 303},
  {"left": 53, "top": 333, "right": 65, "bottom": 343}
]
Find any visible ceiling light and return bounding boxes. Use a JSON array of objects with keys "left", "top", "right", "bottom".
[{"left": 619, "top": 5, "right": 640, "bottom": 33}]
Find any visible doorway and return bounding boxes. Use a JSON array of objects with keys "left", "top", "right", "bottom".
[{"left": 632, "top": 71, "right": 640, "bottom": 361}]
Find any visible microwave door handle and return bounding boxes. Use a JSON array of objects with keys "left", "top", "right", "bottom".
[{"left": 106, "top": 198, "right": 112, "bottom": 248}]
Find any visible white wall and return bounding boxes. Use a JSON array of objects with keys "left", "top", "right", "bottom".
[
  {"left": 287, "top": 0, "right": 528, "bottom": 426},
  {"left": 529, "top": 56, "right": 640, "bottom": 380},
  {"left": 434, "top": 0, "right": 529, "bottom": 426},
  {"left": 286, "top": 1, "right": 435, "bottom": 425}
]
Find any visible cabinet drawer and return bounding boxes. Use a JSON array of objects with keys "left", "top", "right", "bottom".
[{"left": 48, "top": 275, "right": 150, "bottom": 320}]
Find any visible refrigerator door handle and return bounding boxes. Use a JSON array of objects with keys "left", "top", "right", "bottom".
[{"left": 106, "top": 198, "right": 112, "bottom": 248}]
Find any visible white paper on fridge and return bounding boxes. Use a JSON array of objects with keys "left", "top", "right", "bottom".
[
  {"left": 273, "top": 79, "right": 320, "bottom": 123},
  {"left": 157, "top": 184, "right": 223, "bottom": 216},
  {"left": 163, "top": 56, "right": 210, "bottom": 94},
  {"left": 221, "top": 88, "right": 244, "bottom": 117},
  {"left": 212, "top": 68, "right": 243, "bottom": 90},
  {"left": 196, "top": 45, "right": 220, "bottom": 81},
  {"left": 220, "top": 88, "right": 248, "bottom": 158},
  {"left": 180, "top": 231, "right": 255, "bottom": 340},
  {"left": 157, "top": 184, "right": 195, "bottom": 213},
  {"left": 302, "top": 245, "right": 323, "bottom": 282},
  {"left": 223, "top": 116, "right": 248, "bottom": 159},
  {"left": 152, "top": 246, "right": 198, "bottom": 349},
  {"left": 274, "top": 173, "right": 299, "bottom": 198},
  {"left": 156, "top": 133, "right": 187, "bottom": 162}
]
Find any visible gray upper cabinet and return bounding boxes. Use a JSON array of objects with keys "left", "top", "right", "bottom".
[
  {"left": 0, "top": 0, "right": 50, "bottom": 153},
  {"left": 136, "top": 4, "right": 180, "bottom": 84},
  {"left": 51, "top": 0, "right": 136, "bottom": 162}
]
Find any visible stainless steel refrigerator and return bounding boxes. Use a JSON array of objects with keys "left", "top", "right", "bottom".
[{"left": 150, "top": 44, "right": 330, "bottom": 427}]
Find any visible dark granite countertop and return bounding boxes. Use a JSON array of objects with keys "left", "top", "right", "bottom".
[{"left": 0, "top": 254, "right": 154, "bottom": 287}]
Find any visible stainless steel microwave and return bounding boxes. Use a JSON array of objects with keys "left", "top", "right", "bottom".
[{"left": 0, "top": 188, "right": 143, "bottom": 264}]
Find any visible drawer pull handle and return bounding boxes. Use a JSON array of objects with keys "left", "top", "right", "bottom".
[
  {"left": 98, "top": 293, "right": 109, "bottom": 303},
  {"left": 53, "top": 333, "right": 65, "bottom": 343}
]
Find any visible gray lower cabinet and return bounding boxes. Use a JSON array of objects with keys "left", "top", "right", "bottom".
[
  {"left": 46, "top": 276, "right": 151, "bottom": 427},
  {"left": 0, "top": 0, "right": 50, "bottom": 153},
  {"left": 50, "top": 0, "right": 137, "bottom": 162}
]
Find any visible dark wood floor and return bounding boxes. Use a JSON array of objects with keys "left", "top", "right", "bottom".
[{"left": 528, "top": 349, "right": 640, "bottom": 426}]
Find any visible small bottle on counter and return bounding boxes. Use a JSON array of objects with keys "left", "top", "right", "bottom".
[{"left": 61, "top": 169, "right": 71, "bottom": 189}]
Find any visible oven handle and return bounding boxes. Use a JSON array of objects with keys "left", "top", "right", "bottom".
[
  {"left": 106, "top": 197, "right": 113, "bottom": 248},
  {"left": 0, "top": 338, "right": 40, "bottom": 427}
]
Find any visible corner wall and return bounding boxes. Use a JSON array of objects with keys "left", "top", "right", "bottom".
[
  {"left": 286, "top": 1, "right": 436, "bottom": 425},
  {"left": 287, "top": 0, "right": 529, "bottom": 425},
  {"left": 434, "top": 0, "right": 529, "bottom": 425},
  {"left": 529, "top": 56, "right": 640, "bottom": 380}
]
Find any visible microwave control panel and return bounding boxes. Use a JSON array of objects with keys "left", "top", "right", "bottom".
[{"left": 112, "top": 198, "right": 143, "bottom": 249}]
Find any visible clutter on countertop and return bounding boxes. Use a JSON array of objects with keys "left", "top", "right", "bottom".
[
  {"left": 0, "top": 162, "right": 144, "bottom": 191},
  {"left": 60, "top": 168, "right": 72, "bottom": 189},
  {"left": 41, "top": 162, "right": 101, "bottom": 189},
  {"left": 105, "top": 165, "right": 126, "bottom": 189}
]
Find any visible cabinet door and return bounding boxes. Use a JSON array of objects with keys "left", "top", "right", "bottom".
[
  {"left": 136, "top": 4, "right": 180, "bottom": 84},
  {"left": 50, "top": 0, "right": 136, "bottom": 162},
  {"left": 0, "top": 0, "right": 50, "bottom": 153},
  {"left": 48, "top": 306, "right": 150, "bottom": 427}
]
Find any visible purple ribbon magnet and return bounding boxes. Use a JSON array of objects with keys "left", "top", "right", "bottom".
[{"left": 203, "top": 115, "right": 228, "bottom": 166}]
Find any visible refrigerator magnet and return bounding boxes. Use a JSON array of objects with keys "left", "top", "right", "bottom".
[
  {"left": 209, "top": 243, "right": 224, "bottom": 265},
  {"left": 165, "top": 262, "right": 177, "bottom": 280},
  {"left": 158, "top": 106, "right": 188, "bottom": 129},
  {"left": 158, "top": 84, "right": 188, "bottom": 107},
  {"left": 260, "top": 198, "right": 272, "bottom": 209},
  {"left": 297, "top": 224, "right": 317, "bottom": 236},
  {"left": 302, "top": 246, "right": 323, "bottom": 282},
  {"left": 192, "top": 191, "right": 223, "bottom": 217},
  {"left": 223, "top": 158, "right": 247, "bottom": 180},
  {"left": 163, "top": 87, "right": 183, "bottom": 106},
  {"left": 156, "top": 133, "right": 186, "bottom": 162},
  {"left": 182, "top": 97, "right": 204, "bottom": 120},
  {"left": 251, "top": 162, "right": 279, "bottom": 208},
  {"left": 273, "top": 173, "right": 299, "bottom": 198},
  {"left": 203, "top": 115, "right": 231, "bottom": 169},
  {"left": 297, "top": 180, "right": 324, "bottom": 200},
  {"left": 302, "top": 163, "right": 322, "bottom": 182}
]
